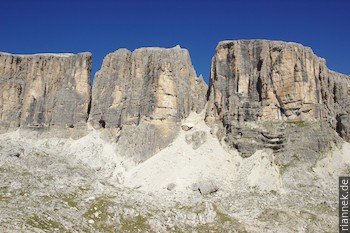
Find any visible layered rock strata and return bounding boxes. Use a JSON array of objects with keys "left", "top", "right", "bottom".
[
  {"left": 89, "top": 46, "right": 207, "bottom": 162},
  {"left": 0, "top": 52, "right": 91, "bottom": 133},
  {"left": 206, "top": 40, "right": 350, "bottom": 158},
  {"left": 0, "top": 41, "right": 349, "bottom": 162},
  {"left": 332, "top": 71, "right": 350, "bottom": 141}
]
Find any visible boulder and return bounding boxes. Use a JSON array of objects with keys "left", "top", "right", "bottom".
[{"left": 193, "top": 180, "right": 219, "bottom": 195}]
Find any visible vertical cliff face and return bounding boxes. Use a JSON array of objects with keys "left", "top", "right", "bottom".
[
  {"left": 206, "top": 40, "right": 350, "bottom": 158},
  {"left": 207, "top": 40, "right": 330, "bottom": 122},
  {"left": 89, "top": 46, "right": 207, "bottom": 162},
  {"left": 0, "top": 41, "right": 349, "bottom": 162},
  {"left": 332, "top": 71, "right": 350, "bottom": 141},
  {"left": 0, "top": 52, "right": 92, "bottom": 133},
  {"left": 90, "top": 47, "right": 206, "bottom": 128}
]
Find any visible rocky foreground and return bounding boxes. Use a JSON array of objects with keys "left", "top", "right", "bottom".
[{"left": 0, "top": 40, "right": 350, "bottom": 232}]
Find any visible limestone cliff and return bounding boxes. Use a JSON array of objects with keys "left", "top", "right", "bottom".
[
  {"left": 331, "top": 71, "right": 350, "bottom": 141},
  {"left": 0, "top": 41, "right": 349, "bottom": 163},
  {"left": 89, "top": 46, "right": 207, "bottom": 162},
  {"left": 0, "top": 52, "right": 91, "bottom": 133},
  {"left": 206, "top": 40, "right": 350, "bottom": 159}
]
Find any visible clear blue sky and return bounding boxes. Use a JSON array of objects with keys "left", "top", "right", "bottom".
[{"left": 1, "top": 0, "right": 349, "bottom": 84}]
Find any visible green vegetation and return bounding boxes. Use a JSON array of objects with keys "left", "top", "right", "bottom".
[
  {"left": 278, "top": 163, "right": 291, "bottom": 174},
  {"left": 300, "top": 210, "right": 318, "bottom": 222},
  {"left": 31, "top": 151, "right": 49, "bottom": 158},
  {"left": 213, "top": 204, "right": 247, "bottom": 232},
  {"left": 0, "top": 167, "right": 7, "bottom": 173},
  {"left": 83, "top": 195, "right": 118, "bottom": 232},
  {"left": 258, "top": 208, "right": 289, "bottom": 223},
  {"left": 40, "top": 193, "right": 79, "bottom": 209},
  {"left": 0, "top": 194, "right": 10, "bottom": 202},
  {"left": 19, "top": 191, "right": 29, "bottom": 196},
  {"left": 292, "top": 154, "right": 302, "bottom": 161},
  {"left": 176, "top": 204, "right": 205, "bottom": 214},
  {"left": 166, "top": 204, "right": 247, "bottom": 232},
  {"left": 120, "top": 215, "right": 153, "bottom": 232},
  {"left": 215, "top": 208, "right": 233, "bottom": 223},
  {"left": 286, "top": 120, "right": 306, "bottom": 127},
  {"left": 270, "top": 190, "right": 278, "bottom": 195},
  {"left": 26, "top": 214, "right": 65, "bottom": 231},
  {"left": 0, "top": 185, "right": 10, "bottom": 202},
  {"left": 61, "top": 193, "right": 78, "bottom": 208}
]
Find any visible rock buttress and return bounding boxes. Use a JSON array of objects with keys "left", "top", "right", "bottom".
[
  {"left": 206, "top": 40, "right": 349, "bottom": 159},
  {"left": 90, "top": 46, "right": 207, "bottom": 162},
  {"left": 0, "top": 52, "right": 91, "bottom": 133}
]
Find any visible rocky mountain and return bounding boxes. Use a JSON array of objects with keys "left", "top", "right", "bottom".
[
  {"left": 0, "top": 41, "right": 349, "bottom": 232},
  {"left": 1, "top": 41, "right": 348, "bottom": 161},
  {"left": 89, "top": 46, "right": 207, "bottom": 162},
  {"left": 0, "top": 52, "right": 91, "bottom": 134},
  {"left": 206, "top": 40, "right": 350, "bottom": 160}
]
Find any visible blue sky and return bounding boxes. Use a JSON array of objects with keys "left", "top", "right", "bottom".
[{"left": 1, "top": 0, "right": 349, "bottom": 84}]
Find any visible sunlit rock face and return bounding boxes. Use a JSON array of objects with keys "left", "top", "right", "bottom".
[
  {"left": 206, "top": 40, "right": 350, "bottom": 157},
  {"left": 89, "top": 46, "right": 207, "bottom": 162},
  {"left": 0, "top": 40, "right": 349, "bottom": 162},
  {"left": 0, "top": 52, "right": 91, "bottom": 133}
]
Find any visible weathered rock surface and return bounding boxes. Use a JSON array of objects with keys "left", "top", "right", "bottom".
[
  {"left": 89, "top": 46, "right": 207, "bottom": 162},
  {"left": 0, "top": 41, "right": 349, "bottom": 233},
  {"left": 193, "top": 180, "right": 218, "bottom": 195},
  {"left": 185, "top": 130, "right": 207, "bottom": 150},
  {"left": 332, "top": 71, "right": 350, "bottom": 141},
  {"left": 0, "top": 52, "right": 91, "bottom": 133},
  {"left": 206, "top": 40, "right": 350, "bottom": 157}
]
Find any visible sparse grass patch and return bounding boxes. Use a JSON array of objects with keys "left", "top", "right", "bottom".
[
  {"left": 309, "top": 201, "right": 335, "bottom": 214},
  {"left": 120, "top": 215, "right": 153, "bottom": 232},
  {"left": 292, "top": 154, "right": 302, "bottom": 161},
  {"left": 0, "top": 167, "right": 7, "bottom": 173},
  {"left": 19, "top": 190, "right": 29, "bottom": 196},
  {"left": 258, "top": 208, "right": 290, "bottom": 224},
  {"left": 286, "top": 120, "right": 306, "bottom": 127},
  {"left": 169, "top": 203, "right": 247, "bottom": 232},
  {"left": 26, "top": 214, "right": 64, "bottom": 231},
  {"left": 300, "top": 210, "right": 318, "bottom": 221},
  {"left": 0, "top": 194, "right": 10, "bottom": 202},
  {"left": 214, "top": 206, "right": 232, "bottom": 223},
  {"left": 10, "top": 169, "right": 32, "bottom": 177},
  {"left": 212, "top": 204, "right": 247, "bottom": 232},
  {"left": 83, "top": 195, "right": 117, "bottom": 232},
  {"left": 278, "top": 163, "right": 289, "bottom": 174},
  {"left": 0, "top": 185, "right": 10, "bottom": 203},
  {"left": 79, "top": 186, "right": 89, "bottom": 192},
  {"left": 176, "top": 204, "right": 205, "bottom": 214},
  {"left": 270, "top": 190, "right": 278, "bottom": 195},
  {"left": 61, "top": 193, "right": 78, "bottom": 208},
  {"left": 41, "top": 195, "right": 54, "bottom": 202},
  {"left": 0, "top": 166, "right": 31, "bottom": 177},
  {"left": 31, "top": 151, "right": 49, "bottom": 158}
]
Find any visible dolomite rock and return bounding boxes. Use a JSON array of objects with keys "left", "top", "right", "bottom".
[
  {"left": 0, "top": 52, "right": 91, "bottom": 133},
  {"left": 185, "top": 130, "right": 207, "bottom": 150},
  {"left": 332, "top": 71, "right": 350, "bottom": 141},
  {"left": 192, "top": 180, "right": 218, "bottom": 195},
  {"left": 90, "top": 46, "right": 207, "bottom": 162},
  {"left": 206, "top": 40, "right": 350, "bottom": 157}
]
